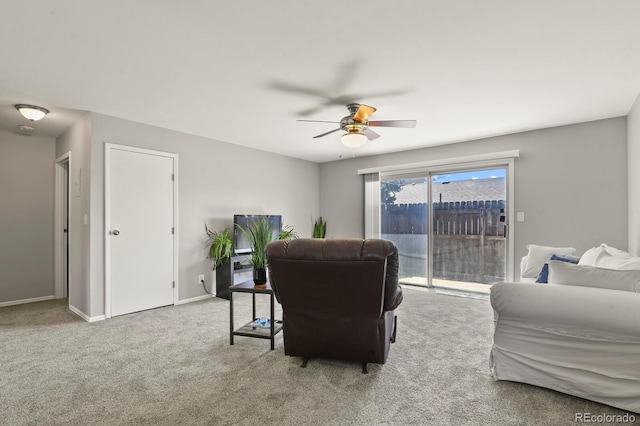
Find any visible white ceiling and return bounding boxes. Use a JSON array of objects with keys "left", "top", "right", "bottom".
[{"left": 1, "top": 1, "right": 639, "bottom": 163}]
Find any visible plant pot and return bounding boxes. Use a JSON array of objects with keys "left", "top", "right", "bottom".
[{"left": 253, "top": 268, "right": 267, "bottom": 287}]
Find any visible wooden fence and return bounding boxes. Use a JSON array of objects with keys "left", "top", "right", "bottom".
[
  {"left": 381, "top": 200, "right": 506, "bottom": 236},
  {"left": 381, "top": 201, "right": 507, "bottom": 284}
]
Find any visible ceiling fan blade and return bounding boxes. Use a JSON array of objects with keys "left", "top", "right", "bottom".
[
  {"left": 364, "top": 128, "right": 381, "bottom": 141},
  {"left": 297, "top": 119, "right": 340, "bottom": 124},
  {"left": 269, "top": 81, "right": 327, "bottom": 98},
  {"left": 368, "top": 120, "right": 417, "bottom": 128},
  {"left": 313, "top": 128, "right": 341, "bottom": 139},
  {"left": 353, "top": 104, "right": 377, "bottom": 123},
  {"left": 297, "top": 104, "right": 331, "bottom": 117}
]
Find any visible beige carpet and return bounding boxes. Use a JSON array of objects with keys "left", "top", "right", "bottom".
[{"left": 0, "top": 287, "right": 636, "bottom": 426}]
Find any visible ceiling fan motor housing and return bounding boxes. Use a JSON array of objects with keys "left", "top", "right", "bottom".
[
  {"left": 340, "top": 116, "right": 367, "bottom": 134},
  {"left": 297, "top": 102, "right": 415, "bottom": 141},
  {"left": 346, "top": 103, "right": 362, "bottom": 114}
]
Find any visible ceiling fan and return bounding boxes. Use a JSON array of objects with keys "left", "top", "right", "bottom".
[{"left": 298, "top": 103, "right": 417, "bottom": 147}]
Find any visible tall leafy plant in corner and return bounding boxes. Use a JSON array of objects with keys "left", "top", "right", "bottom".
[
  {"left": 204, "top": 225, "right": 233, "bottom": 270},
  {"left": 313, "top": 216, "right": 326, "bottom": 238}
]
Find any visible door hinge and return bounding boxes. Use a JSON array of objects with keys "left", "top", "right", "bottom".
[
  {"left": 171, "top": 227, "right": 174, "bottom": 234},
  {"left": 171, "top": 173, "right": 174, "bottom": 181},
  {"left": 172, "top": 281, "right": 175, "bottom": 288}
]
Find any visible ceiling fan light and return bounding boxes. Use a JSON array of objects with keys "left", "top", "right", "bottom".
[
  {"left": 341, "top": 132, "right": 367, "bottom": 148},
  {"left": 15, "top": 104, "right": 49, "bottom": 121}
]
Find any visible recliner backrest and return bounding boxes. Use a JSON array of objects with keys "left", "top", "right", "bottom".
[{"left": 266, "top": 238, "right": 400, "bottom": 316}]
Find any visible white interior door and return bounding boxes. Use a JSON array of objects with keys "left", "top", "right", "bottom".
[{"left": 107, "top": 146, "right": 176, "bottom": 317}]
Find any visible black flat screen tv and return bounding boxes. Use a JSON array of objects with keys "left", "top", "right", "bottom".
[{"left": 233, "top": 214, "right": 282, "bottom": 254}]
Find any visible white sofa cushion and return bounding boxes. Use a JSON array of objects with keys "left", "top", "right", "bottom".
[
  {"left": 520, "top": 244, "right": 576, "bottom": 278},
  {"left": 548, "top": 260, "right": 640, "bottom": 293}
]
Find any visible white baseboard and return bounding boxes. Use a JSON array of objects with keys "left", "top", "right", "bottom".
[
  {"left": 0, "top": 295, "right": 54, "bottom": 308},
  {"left": 175, "top": 294, "right": 215, "bottom": 305},
  {"left": 69, "top": 304, "right": 106, "bottom": 322}
]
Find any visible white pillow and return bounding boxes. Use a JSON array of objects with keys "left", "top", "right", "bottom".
[
  {"left": 598, "top": 256, "right": 640, "bottom": 270},
  {"left": 579, "top": 244, "right": 640, "bottom": 270},
  {"left": 578, "top": 245, "right": 608, "bottom": 266},
  {"left": 519, "top": 256, "right": 536, "bottom": 282},
  {"left": 603, "top": 244, "right": 632, "bottom": 259},
  {"left": 520, "top": 244, "right": 576, "bottom": 278},
  {"left": 548, "top": 260, "right": 640, "bottom": 292}
]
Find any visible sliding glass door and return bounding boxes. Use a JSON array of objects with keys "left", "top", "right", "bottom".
[
  {"left": 380, "top": 167, "right": 508, "bottom": 291},
  {"left": 431, "top": 168, "right": 507, "bottom": 292},
  {"left": 381, "top": 175, "right": 429, "bottom": 285}
]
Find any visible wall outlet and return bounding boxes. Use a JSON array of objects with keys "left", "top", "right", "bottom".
[{"left": 198, "top": 274, "right": 205, "bottom": 285}]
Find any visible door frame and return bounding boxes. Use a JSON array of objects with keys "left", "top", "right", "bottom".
[
  {"left": 104, "top": 143, "right": 179, "bottom": 319},
  {"left": 54, "top": 152, "right": 71, "bottom": 300}
]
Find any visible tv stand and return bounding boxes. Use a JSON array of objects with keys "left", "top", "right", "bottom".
[{"left": 216, "top": 253, "right": 253, "bottom": 300}]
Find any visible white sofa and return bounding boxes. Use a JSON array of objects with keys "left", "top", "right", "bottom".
[{"left": 490, "top": 244, "right": 640, "bottom": 413}]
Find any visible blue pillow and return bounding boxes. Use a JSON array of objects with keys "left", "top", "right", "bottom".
[{"left": 535, "top": 254, "right": 580, "bottom": 283}]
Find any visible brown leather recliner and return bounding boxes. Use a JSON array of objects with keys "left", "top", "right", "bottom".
[{"left": 266, "top": 238, "right": 402, "bottom": 373}]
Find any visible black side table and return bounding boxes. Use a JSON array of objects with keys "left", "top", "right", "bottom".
[{"left": 229, "top": 279, "right": 283, "bottom": 350}]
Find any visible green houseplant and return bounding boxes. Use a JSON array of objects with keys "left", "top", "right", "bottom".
[
  {"left": 236, "top": 217, "right": 272, "bottom": 287},
  {"left": 204, "top": 225, "right": 233, "bottom": 270},
  {"left": 313, "top": 216, "right": 326, "bottom": 238},
  {"left": 237, "top": 218, "right": 297, "bottom": 288},
  {"left": 277, "top": 224, "right": 298, "bottom": 240}
]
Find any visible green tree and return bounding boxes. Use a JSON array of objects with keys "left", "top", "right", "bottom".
[{"left": 381, "top": 180, "right": 406, "bottom": 204}]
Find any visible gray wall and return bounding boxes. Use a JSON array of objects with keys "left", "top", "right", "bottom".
[
  {"left": 320, "top": 118, "right": 629, "bottom": 276},
  {"left": 0, "top": 130, "right": 55, "bottom": 303},
  {"left": 86, "top": 113, "right": 320, "bottom": 317},
  {"left": 629, "top": 93, "right": 640, "bottom": 256},
  {"left": 4, "top": 112, "right": 630, "bottom": 312},
  {"left": 56, "top": 114, "right": 92, "bottom": 315},
  {"left": 627, "top": 95, "right": 640, "bottom": 256}
]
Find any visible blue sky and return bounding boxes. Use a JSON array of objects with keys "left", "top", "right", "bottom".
[{"left": 432, "top": 168, "right": 506, "bottom": 182}]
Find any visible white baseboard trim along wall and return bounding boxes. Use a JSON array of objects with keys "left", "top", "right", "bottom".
[
  {"left": 0, "top": 295, "right": 54, "bottom": 308},
  {"left": 69, "top": 304, "right": 106, "bottom": 322},
  {"left": 175, "top": 294, "right": 215, "bottom": 305},
  {"left": 1, "top": 294, "right": 215, "bottom": 321}
]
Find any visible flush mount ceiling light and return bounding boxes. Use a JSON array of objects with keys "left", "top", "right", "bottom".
[
  {"left": 341, "top": 131, "right": 367, "bottom": 148},
  {"left": 15, "top": 104, "right": 49, "bottom": 121}
]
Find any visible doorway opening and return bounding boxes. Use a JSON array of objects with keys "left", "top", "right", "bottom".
[{"left": 54, "top": 152, "right": 70, "bottom": 300}]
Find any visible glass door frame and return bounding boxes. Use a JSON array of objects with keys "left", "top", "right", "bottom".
[{"left": 375, "top": 157, "right": 516, "bottom": 284}]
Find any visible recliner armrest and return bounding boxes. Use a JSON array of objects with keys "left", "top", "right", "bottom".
[
  {"left": 383, "top": 243, "right": 402, "bottom": 311},
  {"left": 384, "top": 286, "right": 403, "bottom": 312}
]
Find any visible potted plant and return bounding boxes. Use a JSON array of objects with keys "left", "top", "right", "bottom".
[
  {"left": 204, "top": 225, "right": 233, "bottom": 270},
  {"left": 237, "top": 218, "right": 272, "bottom": 288},
  {"left": 237, "top": 218, "right": 297, "bottom": 288},
  {"left": 277, "top": 224, "right": 298, "bottom": 240},
  {"left": 313, "top": 216, "right": 326, "bottom": 238}
]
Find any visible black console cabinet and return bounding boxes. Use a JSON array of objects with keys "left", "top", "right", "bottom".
[{"left": 216, "top": 254, "right": 253, "bottom": 300}]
